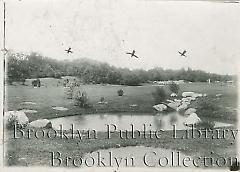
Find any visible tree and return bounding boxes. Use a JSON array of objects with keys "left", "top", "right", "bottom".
[{"left": 169, "top": 82, "right": 180, "bottom": 94}]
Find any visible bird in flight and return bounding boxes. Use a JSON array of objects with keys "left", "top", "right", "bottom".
[
  {"left": 126, "top": 50, "right": 139, "bottom": 58},
  {"left": 65, "top": 47, "right": 73, "bottom": 54},
  {"left": 178, "top": 50, "right": 187, "bottom": 57}
]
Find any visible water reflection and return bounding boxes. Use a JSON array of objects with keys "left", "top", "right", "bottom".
[{"left": 50, "top": 112, "right": 233, "bottom": 131}]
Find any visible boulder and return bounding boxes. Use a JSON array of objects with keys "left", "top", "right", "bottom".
[
  {"left": 19, "top": 109, "right": 38, "bottom": 113},
  {"left": 203, "top": 93, "right": 207, "bottom": 97},
  {"left": 153, "top": 104, "right": 167, "bottom": 111},
  {"left": 166, "top": 99, "right": 174, "bottom": 103},
  {"left": 188, "top": 97, "right": 196, "bottom": 101},
  {"left": 167, "top": 102, "right": 180, "bottom": 110},
  {"left": 52, "top": 106, "right": 68, "bottom": 111},
  {"left": 5, "top": 111, "right": 29, "bottom": 128},
  {"left": 182, "top": 97, "right": 191, "bottom": 102},
  {"left": 183, "top": 113, "right": 201, "bottom": 125},
  {"left": 216, "top": 94, "right": 222, "bottom": 97},
  {"left": 182, "top": 92, "right": 202, "bottom": 98},
  {"left": 184, "top": 108, "right": 197, "bottom": 115},
  {"left": 170, "top": 93, "right": 177, "bottom": 97},
  {"left": 174, "top": 99, "right": 181, "bottom": 103},
  {"left": 29, "top": 119, "right": 52, "bottom": 128},
  {"left": 176, "top": 102, "right": 188, "bottom": 111},
  {"left": 182, "top": 92, "right": 195, "bottom": 97}
]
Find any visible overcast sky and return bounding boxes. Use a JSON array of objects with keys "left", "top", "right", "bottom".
[{"left": 4, "top": 0, "right": 240, "bottom": 75}]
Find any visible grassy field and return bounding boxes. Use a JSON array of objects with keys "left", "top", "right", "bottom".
[
  {"left": 6, "top": 79, "right": 238, "bottom": 122},
  {"left": 4, "top": 78, "right": 239, "bottom": 167}
]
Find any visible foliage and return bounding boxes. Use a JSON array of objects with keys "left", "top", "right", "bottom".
[
  {"left": 74, "top": 91, "right": 89, "bottom": 108},
  {"left": 6, "top": 51, "right": 236, "bottom": 86},
  {"left": 152, "top": 87, "right": 167, "bottom": 104},
  {"left": 169, "top": 82, "right": 180, "bottom": 94},
  {"left": 117, "top": 89, "right": 124, "bottom": 96}
]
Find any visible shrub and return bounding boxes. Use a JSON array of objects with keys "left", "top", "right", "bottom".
[
  {"left": 152, "top": 87, "right": 167, "bottom": 104},
  {"left": 169, "top": 82, "right": 180, "bottom": 94},
  {"left": 6, "top": 115, "right": 25, "bottom": 130},
  {"left": 100, "top": 97, "right": 105, "bottom": 102},
  {"left": 74, "top": 91, "right": 89, "bottom": 108},
  {"left": 117, "top": 89, "right": 124, "bottom": 96}
]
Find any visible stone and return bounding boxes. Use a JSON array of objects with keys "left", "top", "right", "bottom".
[
  {"left": 153, "top": 104, "right": 167, "bottom": 111},
  {"left": 167, "top": 102, "right": 180, "bottom": 110},
  {"left": 176, "top": 102, "right": 188, "bottom": 111},
  {"left": 182, "top": 92, "right": 195, "bottom": 97},
  {"left": 184, "top": 108, "right": 197, "bottom": 115},
  {"left": 183, "top": 113, "right": 201, "bottom": 125},
  {"left": 52, "top": 106, "right": 68, "bottom": 111},
  {"left": 5, "top": 111, "right": 29, "bottom": 128},
  {"left": 19, "top": 109, "right": 38, "bottom": 113},
  {"left": 29, "top": 119, "right": 52, "bottom": 128},
  {"left": 170, "top": 93, "right": 177, "bottom": 97}
]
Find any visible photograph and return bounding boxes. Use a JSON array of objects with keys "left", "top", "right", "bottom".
[{"left": 1, "top": 0, "right": 240, "bottom": 171}]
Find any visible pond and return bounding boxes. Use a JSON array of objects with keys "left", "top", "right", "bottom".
[{"left": 50, "top": 112, "right": 233, "bottom": 131}]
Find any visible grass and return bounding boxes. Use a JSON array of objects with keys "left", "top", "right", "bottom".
[
  {"left": 4, "top": 78, "right": 239, "bottom": 167},
  {"left": 6, "top": 80, "right": 238, "bottom": 122},
  {"left": 5, "top": 127, "right": 237, "bottom": 167}
]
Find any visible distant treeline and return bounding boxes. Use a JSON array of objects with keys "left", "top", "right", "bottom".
[{"left": 6, "top": 52, "right": 236, "bottom": 86}]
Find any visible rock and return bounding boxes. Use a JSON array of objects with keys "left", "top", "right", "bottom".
[
  {"left": 5, "top": 111, "right": 29, "bottom": 129},
  {"left": 183, "top": 113, "right": 201, "bottom": 125},
  {"left": 129, "top": 104, "right": 138, "bottom": 107},
  {"left": 153, "top": 104, "right": 167, "bottom": 111},
  {"left": 176, "top": 102, "right": 188, "bottom": 111},
  {"left": 184, "top": 108, "right": 197, "bottom": 115},
  {"left": 182, "top": 92, "right": 195, "bottom": 97},
  {"left": 52, "top": 106, "right": 68, "bottom": 111},
  {"left": 29, "top": 119, "right": 52, "bottom": 128},
  {"left": 98, "top": 101, "right": 108, "bottom": 104},
  {"left": 203, "top": 93, "right": 207, "bottom": 97},
  {"left": 166, "top": 99, "right": 174, "bottom": 103},
  {"left": 182, "top": 92, "right": 202, "bottom": 98},
  {"left": 182, "top": 97, "right": 191, "bottom": 102},
  {"left": 20, "top": 102, "right": 36, "bottom": 105},
  {"left": 188, "top": 97, "right": 196, "bottom": 101},
  {"left": 170, "top": 93, "right": 177, "bottom": 97},
  {"left": 19, "top": 109, "right": 38, "bottom": 113},
  {"left": 216, "top": 94, "right": 222, "bottom": 97},
  {"left": 167, "top": 102, "right": 180, "bottom": 110},
  {"left": 174, "top": 99, "right": 181, "bottom": 103}
]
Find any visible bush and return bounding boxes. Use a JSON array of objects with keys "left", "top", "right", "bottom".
[
  {"left": 117, "top": 89, "right": 124, "bottom": 96},
  {"left": 169, "top": 82, "right": 180, "bottom": 94},
  {"left": 100, "top": 97, "right": 105, "bottom": 102},
  {"left": 74, "top": 91, "right": 89, "bottom": 108},
  {"left": 152, "top": 87, "right": 167, "bottom": 104}
]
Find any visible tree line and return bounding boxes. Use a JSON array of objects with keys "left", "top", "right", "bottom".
[{"left": 6, "top": 51, "right": 236, "bottom": 86}]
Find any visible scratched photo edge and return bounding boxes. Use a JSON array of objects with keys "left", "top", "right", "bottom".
[{"left": 0, "top": 0, "right": 240, "bottom": 171}]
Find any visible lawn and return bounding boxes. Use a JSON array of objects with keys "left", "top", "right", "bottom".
[
  {"left": 6, "top": 79, "right": 238, "bottom": 122},
  {"left": 4, "top": 78, "right": 239, "bottom": 167}
]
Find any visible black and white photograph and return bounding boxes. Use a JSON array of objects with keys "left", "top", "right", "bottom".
[{"left": 1, "top": 0, "right": 240, "bottom": 171}]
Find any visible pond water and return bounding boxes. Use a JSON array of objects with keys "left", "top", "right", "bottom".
[{"left": 50, "top": 112, "right": 233, "bottom": 131}]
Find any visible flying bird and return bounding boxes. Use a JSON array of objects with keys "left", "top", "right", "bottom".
[
  {"left": 126, "top": 50, "right": 139, "bottom": 58},
  {"left": 65, "top": 47, "right": 73, "bottom": 54},
  {"left": 178, "top": 50, "right": 187, "bottom": 57}
]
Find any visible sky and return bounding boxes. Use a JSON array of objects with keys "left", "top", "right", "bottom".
[{"left": 3, "top": 0, "right": 240, "bottom": 75}]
